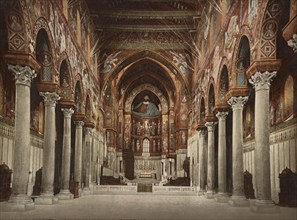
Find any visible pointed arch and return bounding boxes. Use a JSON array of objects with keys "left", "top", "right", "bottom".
[
  {"left": 34, "top": 17, "right": 55, "bottom": 59},
  {"left": 102, "top": 50, "right": 190, "bottom": 99},
  {"left": 233, "top": 35, "right": 251, "bottom": 87},
  {"left": 199, "top": 95, "right": 206, "bottom": 126},
  {"left": 217, "top": 65, "right": 230, "bottom": 105},
  {"left": 74, "top": 80, "right": 83, "bottom": 113},
  {"left": 35, "top": 28, "right": 53, "bottom": 81},
  {"left": 58, "top": 55, "right": 74, "bottom": 101},
  {"left": 206, "top": 78, "right": 216, "bottom": 117},
  {"left": 85, "top": 94, "right": 92, "bottom": 120}
]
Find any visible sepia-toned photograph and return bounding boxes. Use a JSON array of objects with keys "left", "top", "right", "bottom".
[{"left": 0, "top": 0, "right": 296, "bottom": 219}]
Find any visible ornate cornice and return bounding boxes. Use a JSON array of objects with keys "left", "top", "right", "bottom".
[
  {"left": 246, "top": 60, "right": 281, "bottom": 78},
  {"left": 3, "top": 52, "right": 41, "bottom": 73}
]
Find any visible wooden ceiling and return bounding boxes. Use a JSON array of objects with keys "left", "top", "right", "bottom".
[{"left": 85, "top": 0, "right": 205, "bottom": 50}]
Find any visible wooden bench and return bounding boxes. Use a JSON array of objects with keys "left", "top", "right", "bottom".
[{"left": 0, "top": 163, "right": 12, "bottom": 201}]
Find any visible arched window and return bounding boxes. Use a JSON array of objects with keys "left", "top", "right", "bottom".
[
  {"left": 36, "top": 29, "right": 52, "bottom": 81},
  {"left": 236, "top": 36, "right": 250, "bottom": 86},
  {"left": 284, "top": 75, "right": 294, "bottom": 120},
  {"left": 143, "top": 138, "right": 150, "bottom": 153},
  {"left": 74, "top": 81, "right": 82, "bottom": 112}
]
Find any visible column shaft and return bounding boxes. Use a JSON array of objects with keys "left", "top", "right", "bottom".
[
  {"left": 249, "top": 71, "right": 279, "bottom": 213},
  {"left": 74, "top": 121, "right": 84, "bottom": 189},
  {"left": 82, "top": 127, "right": 92, "bottom": 195},
  {"left": 198, "top": 129, "right": 207, "bottom": 194},
  {"left": 228, "top": 96, "right": 249, "bottom": 206},
  {"left": 205, "top": 121, "right": 217, "bottom": 198},
  {"left": 57, "top": 108, "right": 74, "bottom": 200},
  {"left": 35, "top": 92, "right": 60, "bottom": 205},
  {"left": 5, "top": 65, "right": 36, "bottom": 211},
  {"left": 216, "top": 111, "right": 228, "bottom": 201}
]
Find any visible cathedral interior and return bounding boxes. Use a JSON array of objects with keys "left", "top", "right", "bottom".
[{"left": 0, "top": 0, "right": 297, "bottom": 219}]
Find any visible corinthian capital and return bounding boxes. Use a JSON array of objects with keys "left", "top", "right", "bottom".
[
  {"left": 8, "top": 64, "right": 37, "bottom": 87},
  {"left": 216, "top": 111, "right": 228, "bottom": 120},
  {"left": 74, "top": 121, "right": 84, "bottom": 127},
  {"left": 61, "top": 108, "right": 74, "bottom": 118},
  {"left": 198, "top": 129, "right": 207, "bottom": 138},
  {"left": 84, "top": 127, "right": 93, "bottom": 136},
  {"left": 40, "top": 92, "right": 60, "bottom": 106},
  {"left": 227, "top": 96, "right": 248, "bottom": 110},
  {"left": 249, "top": 71, "right": 276, "bottom": 91},
  {"left": 205, "top": 121, "right": 217, "bottom": 132}
]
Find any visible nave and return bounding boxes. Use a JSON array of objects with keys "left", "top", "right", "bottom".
[{"left": 1, "top": 194, "right": 297, "bottom": 220}]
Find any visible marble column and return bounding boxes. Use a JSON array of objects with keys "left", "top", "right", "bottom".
[
  {"left": 205, "top": 121, "right": 217, "bottom": 198},
  {"left": 57, "top": 108, "right": 74, "bottom": 200},
  {"left": 82, "top": 127, "right": 92, "bottom": 195},
  {"left": 249, "top": 71, "right": 279, "bottom": 213},
  {"left": 215, "top": 111, "right": 229, "bottom": 202},
  {"left": 2, "top": 65, "right": 36, "bottom": 211},
  {"left": 74, "top": 121, "right": 84, "bottom": 196},
  {"left": 227, "top": 96, "right": 249, "bottom": 206},
  {"left": 35, "top": 92, "right": 60, "bottom": 205},
  {"left": 198, "top": 129, "right": 207, "bottom": 195}
]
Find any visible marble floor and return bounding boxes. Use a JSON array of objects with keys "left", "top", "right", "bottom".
[{"left": 0, "top": 194, "right": 296, "bottom": 220}]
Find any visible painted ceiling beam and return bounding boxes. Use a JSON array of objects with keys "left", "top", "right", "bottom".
[
  {"left": 90, "top": 10, "right": 201, "bottom": 19},
  {"left": 96, "top": 24, "right": 196, "bottom": 32}
]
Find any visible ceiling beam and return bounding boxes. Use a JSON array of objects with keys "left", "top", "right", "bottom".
[
  {"left": 96, "top": 24, "right": 196, "bottom": 32},
  {"left": 90, "top": 10, "right": 201, "bottom": 19}
]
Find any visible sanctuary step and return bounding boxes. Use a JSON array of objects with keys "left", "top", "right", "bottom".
[
  {"left": 100, "top": 176, "right": 126, "bottom": 185},
  {"left": 137, "top": 183, "right": 152, "bottom": 192},
  {"left": 164, "top": 177, "right": 190, "bottom": 186}
]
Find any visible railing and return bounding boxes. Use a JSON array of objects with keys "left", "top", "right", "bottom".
[
  {"left": 93, "top": 184, "right": 137, "bottom": 194},
  {"left": 152, "top": 186, "right": 197, "bottom": 194},
  {"left": 93, "top": 184, "right": 197, "bottom": 195}
]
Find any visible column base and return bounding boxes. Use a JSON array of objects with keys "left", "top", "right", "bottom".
[
  {"left": 215, "top": 193, "right": 229, "bottom": 203},
  {"left": 0, "top": 195, "right": 35, "bottom": 212},
  {"left": 205, "top": 190, "right": 216, "bottom": 199},
  {"left": 56, "top": 190, "right": 74, "bottom": 200},
  {"left": 198, "top": 189, "right": 206, "bottom": 196},
  {"left": 228, "top": 195, "right": 249, "bottom": 207},
  {"left": 250, "top": 199, "right": 280, "bottom": 213},
  {"left": 81, "top": 187, "right": 91, "bottom": 196},
  {"left": 35, "top": 194, "right": 59, "bottom": 205}
]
